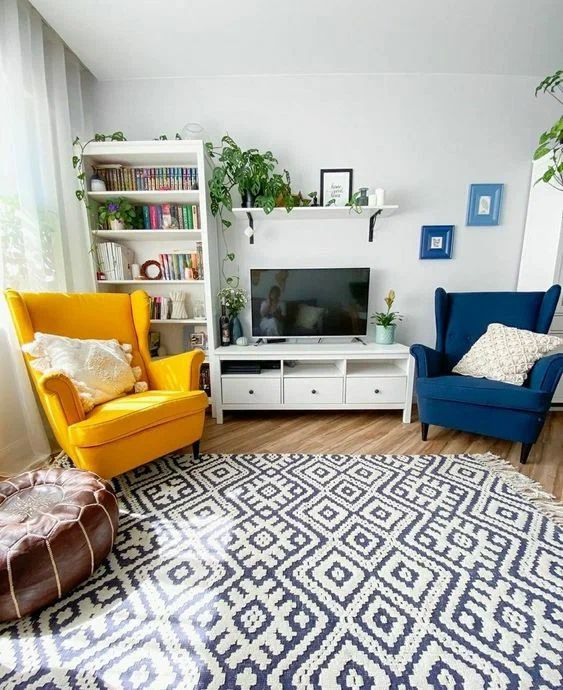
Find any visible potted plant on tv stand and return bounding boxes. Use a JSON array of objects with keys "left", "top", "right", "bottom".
[
  {"left": 218, "top": 286, "right": 248, "bottom": 344},
  {"left": 371, "top": 290, "right": 402, "bottom": 344}
]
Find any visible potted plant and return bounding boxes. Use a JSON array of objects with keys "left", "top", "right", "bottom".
[
  {"left": 218, "top": 286, "right": 248, "bottom": 343},
  {"left": 97, "top": 198, "right": 137, "bottom": 230},
  {"left": 206, "top": 135, "right": 294, "bottom": 213},
  {"left": 206, "top": 135, "right": 294, "bottom": 290},
  {"left": 533, "top": 70, "right": 562, "bottom": 191},
  {"left": 371, "top": 289, "right": 402, "bottom": 344}
]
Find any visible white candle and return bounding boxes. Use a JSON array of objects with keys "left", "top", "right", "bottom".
[{"left": 375, "top": 188, "right": 385, "bottom": 206}]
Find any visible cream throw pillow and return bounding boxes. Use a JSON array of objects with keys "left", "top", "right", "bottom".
[
  {"left": 23, "top": 332, "right": 148, "bottom": 412},
  {"left": 452, "top": 323, "right": 562, "bottom": 385}
]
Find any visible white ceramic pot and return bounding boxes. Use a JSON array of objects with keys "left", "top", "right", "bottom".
[{"left": 110, "top": 219, "right": 124, "bottom": 231}]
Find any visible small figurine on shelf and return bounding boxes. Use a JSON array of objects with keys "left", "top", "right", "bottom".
[
  {"left": 161, "top": 203, "right": 179, "bottom": 229},
  {"left": 170, "top": 291, "right": 188, "bottom": 319}
]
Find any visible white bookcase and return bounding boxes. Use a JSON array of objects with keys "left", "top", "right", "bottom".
[{"left": 79, "top": 140, "right": 220, "bottom": 409}]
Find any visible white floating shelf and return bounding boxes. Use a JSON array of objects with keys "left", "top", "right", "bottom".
[
  {"left": 88, "top": 190, "right": 200, "bottom": 204},
  {"left": 93, "top": 229, "right": 202, "bottom": 241},
  {"left": 150, "top": 319, "right": 207, "bottom": 324},
  {"left": 232, "top": 205, "right": 399, "bottom": 243},
  {"left": 97, "top": 279, "right": 205, "bottom": 285},
  {"left": 232, "top": 205, "right": 398, "bottom": 219}
]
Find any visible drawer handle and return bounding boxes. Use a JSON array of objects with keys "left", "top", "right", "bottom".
[
  {"left": 374, "top": 389, "right": 381, "bottom": 394},
  {"left": 249, "top": 389, "right": 254, "bottom": 395},
  {"left": 311, "top": 389, "right": 317, "bottom": 394}
]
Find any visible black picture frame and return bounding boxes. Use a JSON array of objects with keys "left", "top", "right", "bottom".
[{"left": 320, "top": 168, "right": 353, "bottom": 207}]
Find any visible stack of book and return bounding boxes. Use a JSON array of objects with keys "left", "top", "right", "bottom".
[
  {"left": 95, "top": 242, "right": 134, "bottom": 280},
  {"left": 158, "top": 243, "right": 204, "bottom": 280},
  {"left": 149, "top": 296, "right": 170, "bottom": 320},
  {"left": 93, "top": 165, "right": 198, "bottom": 191},
  {"left": 140, "top": 204, "right": 200, "bottom": 230}
]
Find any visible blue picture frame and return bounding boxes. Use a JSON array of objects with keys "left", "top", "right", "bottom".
[
  {"left": 419, "top": 225, "right": 454, "bottom": 260},
  {"left": 466, "top": 183, "right": 503, "bottom": 226}
]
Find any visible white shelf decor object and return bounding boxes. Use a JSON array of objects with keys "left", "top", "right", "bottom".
[
  {"left": 80, "top": 140, "right": 221, "bottom": 409},
  {"left": 232, "top": 205, "right": 399, "bottom": 243},
  {"left": 212, "top": 341, "right": 415, "bottom": 424}
]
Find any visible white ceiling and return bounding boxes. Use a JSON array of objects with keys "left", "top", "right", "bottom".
[{"left": 31, "top": 0, "right": 563, "bottom": 81}]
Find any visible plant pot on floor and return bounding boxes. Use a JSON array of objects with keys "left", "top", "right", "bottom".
[
  {"left": 110, "top": 219, "right": 124, "bottom": 231},
  {"left": 375, "top": 324, "right": 396, "bottom": 344},
  {"left": 230, "top": 315, "right": 243, "bottom": 344}
]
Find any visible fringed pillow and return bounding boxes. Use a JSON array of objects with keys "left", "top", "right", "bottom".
[
  {"left": 452, "top": 323, "right": 562, "bottom": 385},
  {"left": 23, "top": 332, "right": 148, "bottom": 412}
]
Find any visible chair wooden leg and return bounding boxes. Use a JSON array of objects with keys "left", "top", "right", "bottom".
[
  {"left": 192, "top": 440, "right": 201, "bottom": 460},
  {"left": 421, "top": 423, "right": 429, "bottom": 441},
  {"left": 520, "top": 443, "right": 533, "bottom": 465}
]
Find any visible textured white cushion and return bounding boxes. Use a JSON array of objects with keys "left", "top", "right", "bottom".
[
  {"left": 23, "top": 333, "right": 148, "bottom": 412},
  {"left": 452, "top": 323, "right": 562, "bottom": 385}
]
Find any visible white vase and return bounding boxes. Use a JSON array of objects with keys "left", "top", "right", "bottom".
[{"left": 110, "top": 219, "right": 124, "bottom": 231}]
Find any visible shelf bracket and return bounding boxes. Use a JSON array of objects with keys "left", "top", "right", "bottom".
[
  {"left": 368, "top": 209, "right": 382, "bottom": 242},
  {"left": 246, "top": 211, "right": 254, "bottom": 245}
]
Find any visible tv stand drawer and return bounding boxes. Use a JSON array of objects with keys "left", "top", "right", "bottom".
[
  {"left": 346, "top": 376, "right": 406, "bottom": 404},
  {"left": 284, "top": 377, "right": 343, "bottom": 404},
  {"left": 222, "top": 377, "right": 281, "bottom": 404}
]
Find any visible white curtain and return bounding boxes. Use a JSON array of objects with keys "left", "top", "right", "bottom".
[{"left": 0, "top": 0, "right": 94, "bottom": 475}]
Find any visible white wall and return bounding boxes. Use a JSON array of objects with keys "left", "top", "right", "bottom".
[{"left": 93, "top": 73, "right": 560, "bottom": 345}]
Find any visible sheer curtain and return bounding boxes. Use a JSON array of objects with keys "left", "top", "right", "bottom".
[{"left": 0, "top": 0, "right": 94, "bottom": 475}]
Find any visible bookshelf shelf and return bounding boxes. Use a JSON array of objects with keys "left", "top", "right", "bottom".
[
  {"left": 97, "top": 279, "right": 205, "bottom": 285},
  {"left": 150, "top": 319, "right": 207, "bottom": 324},
  {"left": 88, "top": 190, "right": 200, "bottom": 204},
  {"left": 93, "top": 229, "right": 202, "bottom": 241},
  {"left": 82, "top": 140, "right": 219, "bottom": 416}
]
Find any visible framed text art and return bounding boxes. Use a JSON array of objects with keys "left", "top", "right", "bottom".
[{"left": 320, "top": 168, "right": 353, "bottom": 207}]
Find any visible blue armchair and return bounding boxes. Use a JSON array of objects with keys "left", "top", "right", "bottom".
[{"left": 410, "top": 286, "right": 563, "bottom": 464}]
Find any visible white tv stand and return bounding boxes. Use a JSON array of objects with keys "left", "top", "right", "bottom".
[{"left": 212, "top": 341, "right": 415, "bottom": 424}]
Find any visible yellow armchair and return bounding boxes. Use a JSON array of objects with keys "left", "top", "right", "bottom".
[{"left": 5, "top": 289, "right": 208, "bottom": 479}]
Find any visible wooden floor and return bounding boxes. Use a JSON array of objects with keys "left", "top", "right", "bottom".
[{"left": 202, "top": 409, "right": 563, "bottom": 500}]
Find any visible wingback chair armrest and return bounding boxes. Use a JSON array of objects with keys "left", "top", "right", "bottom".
[
  {"left": 527, "top": 353, "right": 563, "bottom": 394},
  {"left": 410, "top": 344, "right": 445, "bottom": 378},
  {"left": 40, "top": 371, "right": 85, "bottom": 426},
  {"left": 148, "top": 349, "right": 205, "bottom": 392}
]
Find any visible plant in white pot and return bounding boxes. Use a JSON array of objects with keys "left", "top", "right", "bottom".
[
  {"left": 371, "top": 289, "right": 402, "bottom": 344},
  {"left": 97, "top": 198, "right": 137, "bottom": 230}
]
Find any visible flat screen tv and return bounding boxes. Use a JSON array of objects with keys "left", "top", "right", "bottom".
[{"left": 250, "top": 268, "right": 370, "bottom": 338}]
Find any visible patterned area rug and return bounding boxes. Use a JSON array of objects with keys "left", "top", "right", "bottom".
[{"left": 1, "top": 452, "right": 562, "bottom": 689}]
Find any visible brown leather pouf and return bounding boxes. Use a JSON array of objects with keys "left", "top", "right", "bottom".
[{"left": 0, "top": 467, "right": 119, "bottom": 621}]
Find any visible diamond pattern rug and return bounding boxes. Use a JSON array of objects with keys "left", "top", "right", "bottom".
[{"left": 1, "top": 452, "right": 562, "bottom": 689}]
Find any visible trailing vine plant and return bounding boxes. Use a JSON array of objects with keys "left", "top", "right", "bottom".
[
  {"left": 72, "top": 131, "right": 127, "bottom": 271},
  {"left": 533, "top": 70, "right": 563, "bottom": 191},
  {"left": 205, "top": 135, "right": 294, "bottom": 286},
  {"left": 72, "top": 131, "right": 127, "bottom": 212}
]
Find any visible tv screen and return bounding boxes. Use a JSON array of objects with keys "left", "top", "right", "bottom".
[{"left": 250, "top": 268, "right": 370, "bottom": 338}]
